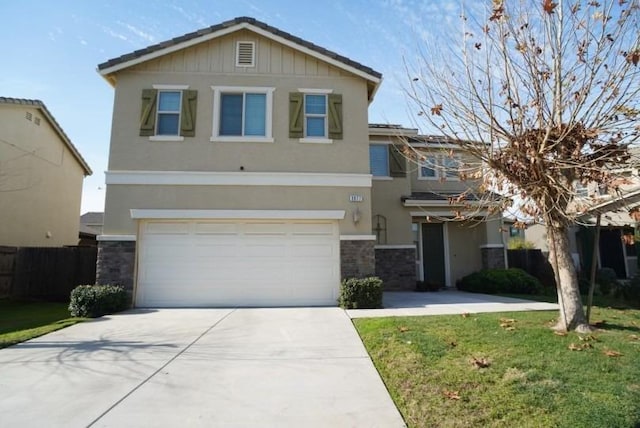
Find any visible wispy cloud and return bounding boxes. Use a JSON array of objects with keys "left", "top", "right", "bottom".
[
  {"left": 119, "top": 22, "right": 155, "bottom": 43},
  {"left": 170, "top": 4, "right": 210, "bottom": 28},
  {"left": 100, "top": 25, "right": 128, "bottom": 42}
]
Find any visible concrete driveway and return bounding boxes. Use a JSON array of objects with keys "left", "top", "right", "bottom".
[{"left": 0, "top": 308, "right": 405, "bottom": 428}]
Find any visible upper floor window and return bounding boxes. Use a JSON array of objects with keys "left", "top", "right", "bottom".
[
  {"left": 370, "top": 145, "right": 389, "bottom": 177},
  {"left": 369, "top": 144, "right": 407, "bottom": 178},
  {"left": 157, "top": 91, "right": 181, "bottom": 135},
  {"left": 420, "top": 155, "right": 438, "bottom": 179},
  {"left": 139, "top": 85, "right": 197, "bottom": 141},
  {"left": 419, "top": 154, "right": 461, "bottom": 180},
  {"left": 289, "top": 90, "right": 342, "bottom": 142},
  {"left": 305, "top": 94, "right": 327, "bottom": 138},
  {"left": 211, "top": 86, "right": 275, "bottom": 143}
]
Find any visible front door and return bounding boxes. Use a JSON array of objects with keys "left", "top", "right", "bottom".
[{"left": 422, "top": 223, "right": 446, "bottom": 287}]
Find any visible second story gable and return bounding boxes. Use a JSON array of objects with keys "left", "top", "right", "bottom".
[{"left": 98, "top": 17, "right": 381, "bottom": 175}]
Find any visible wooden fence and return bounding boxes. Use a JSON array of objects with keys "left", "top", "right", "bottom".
[{"left": 0, "top": 246, "right": 97, "bottom": 301}]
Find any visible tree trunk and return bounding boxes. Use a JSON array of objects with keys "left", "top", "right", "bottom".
[{"left": 546, "top": 224, "right": 593, "bottom": 332}]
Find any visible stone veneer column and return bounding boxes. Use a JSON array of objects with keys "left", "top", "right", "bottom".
[
  {"left": 375, "top": 246, "right": 416, "bottom": 291},
  {"left": 340, "top": 239, "right": 375, "bottom": 280},
  {"left": 481, "top": 245, "right": 506, "bottom": 269},
  {"left": 96, "top": 240, "right": 136, "bottom": 296}
]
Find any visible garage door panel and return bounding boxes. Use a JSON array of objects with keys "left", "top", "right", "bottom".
[
  {"left": 193, "top": 222, "right": 239, "bottom": 235},
  {"left": 145, "top": 222, "right": 190, "bottom": 234},
  {"left": 291, "top": 223, "right": 335, "bottom": 235},
  {"left": 137, "top": 220, "right": 339, "bottom": 307},
  {"left": 243, "top": 222, "right": 288, "bottom": 235}
]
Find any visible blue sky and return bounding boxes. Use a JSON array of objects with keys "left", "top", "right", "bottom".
[{"left": 0, "top": 0, "right": 461, "bottom": 213}]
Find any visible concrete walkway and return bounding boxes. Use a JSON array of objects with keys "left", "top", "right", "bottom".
[
  {"left": 0, "top": 308, "right": 405, "bottom": 428},
  {"left": 347, "top": 290, "right": 559, "bottom": 318}
]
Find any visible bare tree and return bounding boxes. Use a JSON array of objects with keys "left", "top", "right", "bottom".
[{"left": 405, "top": 0, "right": 639, "bottom": 332}]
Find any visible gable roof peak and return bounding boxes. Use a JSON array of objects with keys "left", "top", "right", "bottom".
[
  {"left": 0, "top": 97, "right": 92, "bottom": 175},
  {"left": 97, "top": 16, "right": 382, "bottom": 99}
]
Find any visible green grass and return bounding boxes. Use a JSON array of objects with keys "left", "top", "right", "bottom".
[
  {"left": 0, "top": 300, "right": 86, "bottom": 349},
  {"left": 354, "top": 306, "right": 640, "bottom": 428}
]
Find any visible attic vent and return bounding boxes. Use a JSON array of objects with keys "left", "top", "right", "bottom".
[
  {"left": 236, "top": 41, "right": 255, "bottom": 67},
  {"left": 26, "top": 112, "right": 32, "bottom": 121}
]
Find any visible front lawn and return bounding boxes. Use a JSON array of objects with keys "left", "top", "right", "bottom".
[
  {"left": 0, "top": 300, "right": 86, "bottom": 348},
  {"left": 355, "top": 306, "right": 640, "bottom": 428}
]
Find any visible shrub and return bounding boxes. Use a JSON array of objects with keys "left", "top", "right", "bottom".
[
  {"left": 457, "top": 268, "right": 543, "bottom": 295},
  {"left": 339, "top": 277, "right": 383, "bottom": 309},
  {"left": 618, "top": 275, "right": 640, "bottom": 306},
  {"left": 596, "top": 268, "right": 619, "bottom": 296},
  {"left": 507, "top": 238, "right": 536, "bottom": 250},
  {"left": 69, "top": 285, "right": 128, "bottom": 317}
]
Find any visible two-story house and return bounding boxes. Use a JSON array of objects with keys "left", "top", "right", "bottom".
[
  {"left": 368, "top": 125, "right": 506, "bottom": 290},
  {"left": 97, "top": 17, "right": 506, "bottom": 307},
  {"left": 0, "top": 97, "right": 92, "bottom": 247},
  {"left": 97, "top": 17, "right": 382, "bottom": 307}
]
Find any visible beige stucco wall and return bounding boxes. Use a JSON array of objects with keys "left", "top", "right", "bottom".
[
  {"left": 104, "top": 184, "right": 370, "bottom": 235},
  {"left": 371, "top": 176, "right": 412, "bottom": 244},
  {"left": 0, "top": 105, "right": 85, "bottom": 246},
  {"left": 103, "top": 30, "right": 372, "bottom": 235}
]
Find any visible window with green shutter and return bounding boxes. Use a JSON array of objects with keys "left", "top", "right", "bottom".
[
  {"left": 289, "top": 91, "right": 342, "bottom": 140},
  {"left": 139, "top": 88, "right": 197, "bottom": 138}
]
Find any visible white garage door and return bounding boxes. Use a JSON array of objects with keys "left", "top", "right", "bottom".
[{"left": 136, "top": 220, "right": 340, "bottom": 307}]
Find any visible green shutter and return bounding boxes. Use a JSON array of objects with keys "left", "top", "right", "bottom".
[
  {"left": 389, "top": 145, "right": 407, "bottom": 177},
  {"left": 140, "top": 89, "right": 158, "bottom": 136},
  {"left": 289, "top": 92, "right": 303, "bottom": 138},
  {"left": 180, "top": 90, "right": 197, "bottom": 137},
  {"left": 328, "top": 93, "right": 343, "bottom": 140}
]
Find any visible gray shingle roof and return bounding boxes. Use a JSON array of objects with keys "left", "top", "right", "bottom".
[
  {"left": 98, "top": 16, "right": 382, "bottom": 80},
  {"left": 80, "top": 212, "right": 104, "bottom": 224},
  {"left": 0, "top": 97, "right": 92, "bottom": 175}
]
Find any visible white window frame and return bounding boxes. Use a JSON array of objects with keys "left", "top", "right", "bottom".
[
  {"left": 298, "top": 88, "right": 333, "bottom": 144},
  {"left": 211, "top": 86, "right": 275, "bottom": 143},
  {"left": 369, "top": 143, "right": 391, "bottom": 179},
  {"left": 149, "top": 84, "right": 188, "bottom": 142},
  {"left": 235, "top": 41, "right": 255, "bottom": 67},
  {"left": 418, "top": 154, "right": 461, "bottom": 181},
  {"left": 418, "top": 154, "right": 440, "bottom": 180}
]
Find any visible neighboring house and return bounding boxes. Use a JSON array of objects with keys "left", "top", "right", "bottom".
[
  {"left": 525, "top": 162, "right": 640, "bottom": 279},
  {"left": 0, "top": 97, "right": 92, "bottom": 247},
  {"left": 80, "top": 212, "right": 104, "bottom": 234},
  {"left": 97, "top": 17, "right": 382, "bottom": 307},
  {"left": 369, "top": 126, "right": 506, "bottom": 290}
]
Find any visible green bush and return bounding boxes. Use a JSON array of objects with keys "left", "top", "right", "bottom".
[
  {"left": 596, "top": 268, "right": 619, "bottom": 296},
  {"left": 457, "top": 268, "right": 543, "bottom": 295},
  {"left": 69, "top": 285, "right": 129, "bottom": 317},
  {"left": 618, "top": 275, "right": 640, "bottom": 306},
  {"left": 507, "top": 238, "right": 536, "bottom": 250},
  {"left": 339, "top": 277, "right": 383, "bottom": 309}
]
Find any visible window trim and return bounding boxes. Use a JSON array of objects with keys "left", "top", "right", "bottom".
[
  {"left": 293, "top": 89, "right": 335, "bottom": 143},
  {"left": 304, "top": 93, "right": 328, "bottom": 139},
  {"left": 211, "top": 86, "right": 275, "bottom": 143},
  {"left": 146, "top": 84, "right": 190, "bottom": 141},
  {"left": 155, "top": 90, "right": 182, "bottom": 137},
  {"left": 418, "top": 154, "right": 440, "bottom": 180},
  {"left": 369, "top": 143, "right": 390, "bottom": 178}
]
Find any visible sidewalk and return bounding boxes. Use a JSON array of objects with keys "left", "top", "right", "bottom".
[{"left": 347, "top": 290, "right": 558, "bottom": 319}]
